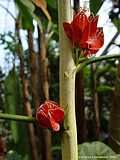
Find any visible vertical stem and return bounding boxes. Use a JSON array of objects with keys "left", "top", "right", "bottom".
[
  {"left": 58, "top": 1, "right": 78, "bottom": 160},
  {"left": 0, "top": 135, "right": 6, "bottom": 160},
  {"left": 37, "top": 27, "right": 52, "bottom": 160},
  {"left": 24, "top": 80, "right": 39, "bottom": 160},
  {"left": 15, "top": 21, "right": 39, "bottom": 160},
  {"left": 74, "top": 0, "right": 87, "bottom": 144},
  {"left": 109, "top": 60, "right": 120, "bottom": 153},
  {"left": 91, "top": 63, "right": 100, "bottom": 138},
  {"left": 38, "top": 31, "right": 49, "bottom": 102},
  {"left": 75, "top": 71, "right": 87, "bottom": 143},
  {"left": 28, "top": 29, "right": 40, "bottom": 108}
]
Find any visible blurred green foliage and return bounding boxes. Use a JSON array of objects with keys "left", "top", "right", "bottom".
[{"left": 78, "top": 141, "right": 119, "bottom": 160}]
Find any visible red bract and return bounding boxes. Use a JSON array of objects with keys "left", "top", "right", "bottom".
[
  {"left": 63, "top": 10, "right": 104, "bottom": 57},
  {"left": 36, "top": 100, "right": 64, "bottom": 132},
  {"left": 63, "top": 11, "right": 88, "bottom": 46}
]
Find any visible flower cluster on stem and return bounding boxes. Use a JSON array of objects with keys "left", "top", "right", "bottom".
[{"left": 63, "top": 9, "right": 104, "bottom": 62}]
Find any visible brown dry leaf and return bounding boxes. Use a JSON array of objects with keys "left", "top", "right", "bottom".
[
  {"left": 32, "top": 0, "right": 47, "bottom": 8},
  {"left": 32, "top": 0, "right": 51, "bottom": 21}
]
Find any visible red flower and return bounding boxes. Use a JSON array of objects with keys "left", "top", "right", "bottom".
[
  {"left": 36, "top": 100, "right": 64, "bottom": 132},
  {"left": 63, "top": 10, "right": 104, "bottom": 57}
]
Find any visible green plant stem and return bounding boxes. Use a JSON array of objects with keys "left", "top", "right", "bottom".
[
  {"left": 0, "top": 113, "right": 36, "bottom": 123},
  {"left": 76, "top": 54, "right": 120, "bottom": 73}
]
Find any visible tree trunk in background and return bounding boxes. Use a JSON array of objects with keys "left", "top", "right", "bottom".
[
  {"left": 15, "top": 21, "right": 39, "bottom": 160},
  {"left": 28, "top": 28, "right": 52, "bottom": 160},
  {"left": 0, "top": 136, "right": 6, "bottom": 160},
  {"left": 75, "top": 71, "right": 87, "bottom": 143},
  {"left": 23, "top": 80, "right": 39, "bottom": 160},
  {"left": 37, "top": 27, "right": 52, "bottom": 160},
  {"left": 109, "top": 60, "right": 120, "bottom": 153},
  {"left": 91, "top": 63, "right": 100, "bottom": 138},
  {"left": 38, "top": 29, "right": 49, "bottom": 102},
  {"left": 28, "top": 29, "right": 40, "bottom": 109},
  {"left": 74, "top": 0, "right": 87, "bottom": 144},
  {"left": 58, "top": 0, "right": 78, "bottom": 159}
]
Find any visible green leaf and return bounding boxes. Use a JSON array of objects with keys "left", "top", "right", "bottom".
[
  {"left": 15, "top": 0, "right": 34, "bottom": 30},
  {"left": 97, "top": 85, "right": 114, "bottom": 92},
  {"left": 78, "top": 141, "right": 119, "bottom": 160},
  {"left": 15, "top": 0, "right": 43, "bottom": 31},
  {"left": 4, "top": 70, "right": 19, "bottom": 143},
  {"left": 90, "top": 0, "right": 103, "bottom": 15},
  {"left": 47, "top": 1, "right": 58, "bottom": 24},
  {"left": 19, "top": 0, "right": 35, "bottom": 12},
  {"left": 47, "top": 0, "right": 58, "bottom": 9}
]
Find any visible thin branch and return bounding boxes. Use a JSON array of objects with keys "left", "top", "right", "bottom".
[
  {"left": 76, "top": 54, "right": 120, "bottom": 73},
  {"left": 0, "top": 113, "right": 36, "bottom": 123},
  {"left": 0, "top": 3, "right": 16, "bottom": 20},
  {"left": 101, "top": 32, "right": 119, "bottom": 56}
]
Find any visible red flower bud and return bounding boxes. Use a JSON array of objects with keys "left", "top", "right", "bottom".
[{"left": 36, "top": 100, "right": 64, "bottom": 132}]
